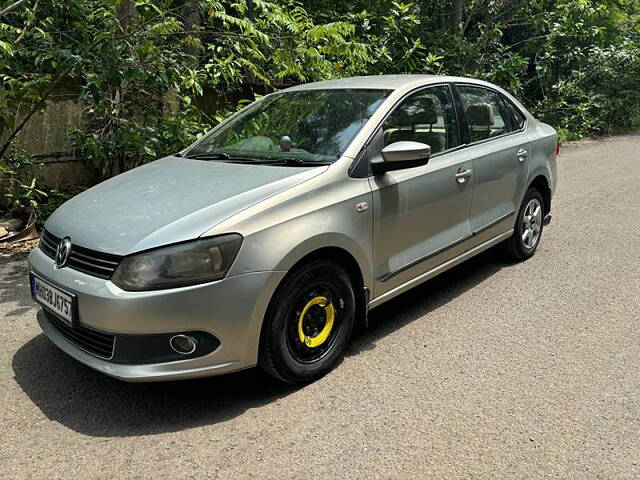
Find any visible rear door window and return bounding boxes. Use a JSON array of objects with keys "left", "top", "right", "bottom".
[{"left": 456, "top": 85, "right": 512, "bottom": 143}]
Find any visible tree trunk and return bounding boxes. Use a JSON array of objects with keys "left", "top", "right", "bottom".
[
  {"left": 452, "top": 0, "right": 464, "bottom": 29},
  {"left": 111, "top": 0, "right": 137, "bottom": 176},
  {"left": 117, "top": 0, "right": 137, "bottom": 29},
  {"left": 243, "top": 0, "right": 257, "bottom": 89},
  {"left": 184, "top": 1, "right": 201, "bottom": 57}
]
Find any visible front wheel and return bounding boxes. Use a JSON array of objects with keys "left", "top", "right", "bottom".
[
  {"left": 258, "top": 260, "right": 356, "bottom": 384},
  {"left": 503, "top": 188, "right": 545, "bottom": 261}
]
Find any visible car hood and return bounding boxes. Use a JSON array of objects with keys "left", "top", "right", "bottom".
[{"left": 45, "top": 156, "right": 327, "bottom": 255}]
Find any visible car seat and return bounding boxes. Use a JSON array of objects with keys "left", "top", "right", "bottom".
[
  {"left": 384, "top": 98, "right": 446, "bottom": 153},
  {"left": 465, "top": 103, "right": 495, "bottom": 142}
]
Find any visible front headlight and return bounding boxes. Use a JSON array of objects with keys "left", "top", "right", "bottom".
[{"left": 111, "top": 234, "right": 243, "bottom": 291}]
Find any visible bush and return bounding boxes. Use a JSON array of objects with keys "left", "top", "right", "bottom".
[{"left": 0, "top": 143, "right": 47, "bottom": 213}]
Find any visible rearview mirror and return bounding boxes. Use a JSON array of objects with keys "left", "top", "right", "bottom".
[{"left": 371, "top": 141, "right": 431, "bottom": 175}]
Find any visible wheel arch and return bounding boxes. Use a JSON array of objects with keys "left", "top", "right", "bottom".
[
  {"left": 291, "top": 246, "right": 368, "bottom": 306},
  {"left": 527, "top": 174, "right": 552, "bottom": 215}
]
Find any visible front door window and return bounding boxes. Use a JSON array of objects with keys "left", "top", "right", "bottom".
[{"left": 382, "top": 86, "right": 460, "bottom": 155}]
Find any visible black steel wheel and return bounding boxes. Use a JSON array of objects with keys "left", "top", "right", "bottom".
[{"left": 259, "top": 259, "right": 356, "bottom": 384}]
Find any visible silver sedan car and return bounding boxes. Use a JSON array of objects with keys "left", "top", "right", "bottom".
[{"left": 28, "top": 75, "right": 557, "bottom": 383}]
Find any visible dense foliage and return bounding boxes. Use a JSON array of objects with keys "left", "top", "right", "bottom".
[
  {"left": 1, "top": 0, "right": 639, "bottom": 200},
  {"left": 309, "top": 0, "right": 640, "bottom": 141},
  {"left": 1, "top": 0, "right": 370, "bottom": 180}
]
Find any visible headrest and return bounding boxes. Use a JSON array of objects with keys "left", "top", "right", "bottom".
[
  {"left": 394, "top": 97, "right": 438, "bottom": 126},
  {"left": 466, "top": 103, "right": 495, "bottom": 127}
]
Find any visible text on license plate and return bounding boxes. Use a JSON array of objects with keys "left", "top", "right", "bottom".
[{"left": 31, "top": 274, "right": 74, "bottom": 324}]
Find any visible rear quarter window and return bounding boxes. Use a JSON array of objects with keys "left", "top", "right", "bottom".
[{"left": 504, "top": 99, "right": 526, "bottom": 130}]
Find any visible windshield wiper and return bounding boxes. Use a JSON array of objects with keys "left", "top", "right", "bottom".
[
  {"left": 184, "top": 152, "right": 330, "bottom": 166},
  {"left": 251, "top": 157, "right": 332, "bottom": 167},
  {"left": 183, "top": 152, "right": 232, "bottom": 160}
]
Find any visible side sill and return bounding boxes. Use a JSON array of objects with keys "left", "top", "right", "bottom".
[
  {"left": 369, "top": 230, "right": 513, "bottom": 309},
  {"left": 380, "top": 211, "right": 515, "bottom": 283},
  {"left": 378, "top": 235, "right": 469, "bottom": 283},
  {"left": 471, "top": 210, "right": 515, "bottom": 236}
]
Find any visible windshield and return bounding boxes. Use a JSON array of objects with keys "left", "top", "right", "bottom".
[{"left": 186, "top": 89, "right": 391, "bottom": 164}]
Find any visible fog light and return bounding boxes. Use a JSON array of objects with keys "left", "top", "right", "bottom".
[{"left": 169, "top": 334, "right": 197, "bottom": 355}]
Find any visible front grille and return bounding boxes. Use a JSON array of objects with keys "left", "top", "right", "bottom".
[
  {"left": 44, "top": 310, "right": 115, "bottom": 359},
  {"left": 40, "top": 229, "right": 122, "bottom": 279},
  {"left": 38, "top": 229, "right": 57, "bottom": 258}
]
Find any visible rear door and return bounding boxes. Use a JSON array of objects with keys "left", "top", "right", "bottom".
[{"left": 455, "top": 84, "right": 530, "bottom": 236}]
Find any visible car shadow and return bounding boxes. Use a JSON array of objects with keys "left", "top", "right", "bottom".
[
  {"left": 11, "top": 247, "right": 511, "bottom": 438},
  {"left": 348, "top": 247, "right": 510, "bottom": 356}
]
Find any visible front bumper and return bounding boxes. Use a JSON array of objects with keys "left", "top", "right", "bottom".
[{"left": 29, "top": 247, "right": 286, "bottom": 382}]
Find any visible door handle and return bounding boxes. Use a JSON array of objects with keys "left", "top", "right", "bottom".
[
  {"left": 455, "top": 168, "right": 472, "bottom": 184},
  {"left": 517, "top": 148, "right": 529, "bottom": 163}
]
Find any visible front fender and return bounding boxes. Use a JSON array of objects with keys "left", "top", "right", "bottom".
[
  {"left": 228, "top": 207, "right": 374, "bottom": 292},
  {"left": 272, "top": 232, "right": 373, "bottom": 285}
]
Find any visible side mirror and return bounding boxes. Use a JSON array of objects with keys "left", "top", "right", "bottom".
[{"left": 371, "top": 141, "right": 431, "bottom": 175}]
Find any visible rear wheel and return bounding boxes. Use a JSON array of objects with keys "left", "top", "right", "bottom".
[
  {"left": 259, "top": 260, "right": 356, "bottom": 384},
  {"left": 503, "top": 188, "right": 545, "bottom": 261}
]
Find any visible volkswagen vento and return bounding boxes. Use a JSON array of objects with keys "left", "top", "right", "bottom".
[{"left": 28, "top": 75, "right": 558, "bottom": 383}]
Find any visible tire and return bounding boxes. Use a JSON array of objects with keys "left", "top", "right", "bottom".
[
  {"left": 503, "top": 187, "right": 545, "bottom": 261},
  {"left": 258, "top": 259, "right": 356, "bottom": 384}
]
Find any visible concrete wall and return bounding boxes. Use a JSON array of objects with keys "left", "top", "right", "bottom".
[
  {"left": 3, "top": 88, "right": 227, "bottom": 195},
  {"left": 8, "top": 97, "right": 94, "bottom": 191},
  {"left": 0, "top": 95, "right": 93, "bottom": 198},
  {"left": 16, "top": 96, "right": 82, "bottom": 155},
  {"left": 0, "top": 95, "right": 94, "bottom": 214}
]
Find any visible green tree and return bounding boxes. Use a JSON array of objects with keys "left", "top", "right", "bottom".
[{"left": 1, "top": 0, "right": 371, "bottom": 176}]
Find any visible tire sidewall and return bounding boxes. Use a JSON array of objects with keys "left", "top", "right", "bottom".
[{"left": 263, "top": 261, "right": 356, "bottom": 383}]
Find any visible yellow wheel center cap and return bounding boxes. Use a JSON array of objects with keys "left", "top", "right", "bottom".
[{"left": 297, "top": 296, "right": 335, "bottom": 348}]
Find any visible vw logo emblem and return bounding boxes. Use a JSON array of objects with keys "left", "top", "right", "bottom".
[{"left": 55, "top": 237, "right": 72, "bottom": 268}]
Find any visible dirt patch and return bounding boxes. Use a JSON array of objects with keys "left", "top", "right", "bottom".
[{"left": 0, "top": 239, "right": 38, "bottom": 262}]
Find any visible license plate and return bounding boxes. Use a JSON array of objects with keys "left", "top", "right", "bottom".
[{"left": 30, "top": 273, "right": 75, "bottom": 325}]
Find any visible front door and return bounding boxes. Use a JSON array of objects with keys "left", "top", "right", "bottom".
[{"left": 368, "top": 85, "right": 474, "bottom": 298}]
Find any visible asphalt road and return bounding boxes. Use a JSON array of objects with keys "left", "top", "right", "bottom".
[{"left": 1, "top": 134, "right": 639, "bottom": 479}]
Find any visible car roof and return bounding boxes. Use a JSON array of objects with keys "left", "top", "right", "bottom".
[{"left": 281, "top": 75, "right": 488, "bottom": 92}]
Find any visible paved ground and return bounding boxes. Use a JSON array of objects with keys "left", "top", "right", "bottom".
[{"left": 1, "top": 134, "right": 639, "bottom": 479}]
